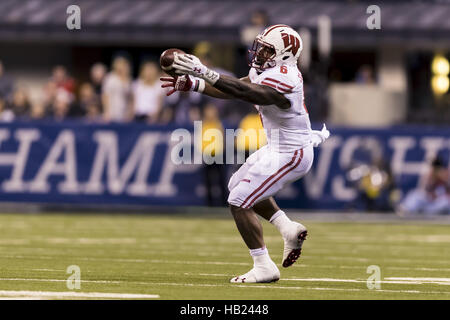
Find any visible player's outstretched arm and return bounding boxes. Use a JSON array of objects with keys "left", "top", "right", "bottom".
[
  {"left": 213, "top": 74, "right": 290, "bottom": 109},
  {"left": 160, "top": 75, "right": 249, "bottom": 100},
  {"left": 172, "top": 53, "right": 290, "bottom": 109},
  {"left": 203, "top": 77, "right": 250, "bottom": 99}
]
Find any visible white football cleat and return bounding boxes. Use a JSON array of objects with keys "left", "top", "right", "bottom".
[
  {"left": 282, "top": 222, "right": 308, "bottom": 268},
  {"left": 230, "top": 260, "right": 280, "bottom": 283}
]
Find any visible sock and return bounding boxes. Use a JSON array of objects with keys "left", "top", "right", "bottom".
[
  {"left": 249, "top": 246, "right": 271, "bottom": 266},
  {"left": 249, "top": 246, "right": 268, "bottom": 257},
  {"left": 269, "top": 210, "right": 292, "bottom": 236}
]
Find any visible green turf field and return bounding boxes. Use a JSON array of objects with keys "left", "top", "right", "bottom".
[{"left": 0, "top": 213, "right": 449, "bottom": 299}]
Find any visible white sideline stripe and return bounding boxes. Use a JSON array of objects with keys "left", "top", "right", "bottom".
[
  {"left": 0, "top": 291, "right": 159, "bottom": 299},
  {"left": 188, "top": 273, "right": 229, "bottom": 277},
  {"left": 322, "top": 256, "right": 450, "bottom": 265},
  {"left": 44, "top": 238, "right": 137, "bottom": 245},
  {"left": 386, "top": 277, "right": 450, "bottom": 282},
  {"left": 140, "top": 282, "right": 450, "bottom": 295},
  {"left": 0, "top": 255, "right": 249, "bottom": 266},
  {"left": 0, "top": 278, "right": 122, "bottom": 284},
  {"left": 0, "top": 297, "right": 47, "bottom": 300},
  {"left": 282, "top": 278, "right": 450, "bottom": 286},
  {"left": 31, "top": 269, "right": 65, "bottom": 272},
  {"left": 3, "top": 276, "right": 450, "bottom": 291},
  {"left": 6, "top": 248, "right": 449, "bottom": 265},
  {"left": 183, "top": 274, "right": 450, "bottom": 286},
  {"left": 385, "top": 277, "right": 450, "bottom": 285},
  {"left": 387, "top": 266, "right": 450, "bottom": 272},
  {"left": 3, "top": 255, "right": 450, "bottom": 272}
]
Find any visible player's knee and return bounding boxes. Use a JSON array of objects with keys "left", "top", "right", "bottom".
[
  {"left": 229, "top": 204, "right": 242, "bottom": 214},
  {"left": 227, "top": 184, "right": 247, "bottom": 208}
]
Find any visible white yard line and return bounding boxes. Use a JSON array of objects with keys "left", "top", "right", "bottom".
[
  {"left": 282, "top": 278, "right": 450, "bottom": 286},
  {"left": 30, "top": 268, "right": 65, "bottom": 272},
  {"left": 385, "top": 277, "right": 450, "bottom": 285},
  {"left": 2, "top": 276, "right": 450, "bottom": 294},
  {"left": 385, "top": 266, "right": 450, "bottom": 272},
  {"left": 3, "top": 255, "right": 450, "bottom": 272},
  {"left": 309, "top": 234, "right": 450, "bottom": 243},
  {"left": 0, "top": 254, "right": 440, "bottom": 265},
  {"left": 43, "top": 238, "right": 137, "bottom": 245},
  {"left": 321, "top": 256, "right": 450, "bottom": 265},
  {"left": 0, "top": 255, "right": 250, "bottom": 265},
  {"left": 139, "top": 282, "right": 450, "bottom": 295},
  {"left": 0, "top": 290, "right": 159, "bottom": 299},
  {"left": 184, "top": 273, "right": 450, "bottom": 286},
  {"left": 385, "top": 277, "right": 450, "bottom": 282},
  {"left": 0, "top": 278, "right": 122, "bottom": 284}
]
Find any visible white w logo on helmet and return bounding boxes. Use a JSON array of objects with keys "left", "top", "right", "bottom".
[{"left": 249, "top": 24, "right": 303, "bottom": 70}]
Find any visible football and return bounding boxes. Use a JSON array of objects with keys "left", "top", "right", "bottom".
[{"left": 160, "top": 48, "right": 185, "bottom": 77}]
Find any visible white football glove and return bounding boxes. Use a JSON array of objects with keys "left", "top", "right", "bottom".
[
  {"left": 310, "top": 124, "right": 330, "bottom": 147},
  {"left": 172, "top": 53, "right": 220, "bottom": 84}
]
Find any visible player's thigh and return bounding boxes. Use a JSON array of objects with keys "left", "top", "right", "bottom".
[
  {"left": 227, "top": 148, "right": 297, "bottom": 208},
  {"left": 228, "top": 146, "right": 314, "bottom": 209},
  {"left": 284, "top": 145, "right": 314, "bottom": 184},
  {"left": 256, "top": 146, "right": 314, "bottom": 205},
  {"left": 227, "top": 146, "right": 269, "bottom": 192}
]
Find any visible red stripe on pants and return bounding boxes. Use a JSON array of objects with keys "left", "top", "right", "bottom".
[
  {"left": 244, "top": 149, "right": 303, "bottom": 208},
  {"left": 240, "top": 149, "right": 302, "bottom": 208}
]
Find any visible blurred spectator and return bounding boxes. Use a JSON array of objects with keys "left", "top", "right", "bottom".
[
  {"left": 85, "top": 101, "right": 102, "bottom": 123},
  {"left": 9, "top": 87, "right": 31, "bottom": 117},
  {"left": 0, "top": 60, "right": 14, "bottom": 101},
  {"left": 102, "top": 55, "right": 132, "bottom": 122},
  {"left": 43, "top": 80, "right": 58, "bottom": 107},
  {"left": 347, "top": 158, "right": 398, "bottom": 212},
  {"left": 355, "top": 65, "right": 376, "bottom": 84},
  {"left": 132, "top": 61, "right": 165, "bottom": 123},
  {"left": 198, "top": 103, "right": 227, "bottom": 206},
  {"left": 72, "top": 82, "right": 100, "bottom": 117},
  {"left": 52, "top": 65, "right": 75, "bottom": 95},
  {"left": 0, "top": 98, "right": 14, "bottom": 122},
  {"left": 164, "top": 89, "right": 203, "bottom": 125},
  {"left": 90, "top": 63, "right": 107, "bottom": 96},
  {"left": 193, "top": 42, "right": 247, "bottom": 125},
  {"left": 49, "top": 89, "right": 72, "bottom": 121},
  {"left": 158, "top": 101, "right": 174, "bottom": 125},
  {"left": 30, "top": 101, "right": 47, "bottom": 120},
  {"left": 236, "top": 109, "right": 267, "bottom": 159},
  {"left": 397, "top": 157, "right": 450, "bottom": 215},
  {"left": 240, "top": 10, "right": 269, "bottom": 47}
]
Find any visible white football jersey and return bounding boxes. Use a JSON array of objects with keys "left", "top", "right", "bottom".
[{"left": 249, "top": 64, "right": 312, "bottom": 153}]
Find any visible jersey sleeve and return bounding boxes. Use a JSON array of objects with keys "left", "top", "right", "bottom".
[{"left": 257, "top": 66, "right": 300, "bottom": 94}]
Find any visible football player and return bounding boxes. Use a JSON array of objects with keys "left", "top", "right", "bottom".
[{"left": 161, "top": 24, "right": 330, "bottom": 283}]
